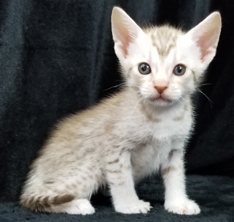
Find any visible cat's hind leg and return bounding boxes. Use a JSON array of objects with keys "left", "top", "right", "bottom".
[
  {"left": 20, "top": 174, "right": 98, "bottom": 215},
  {"left": 20, "top": 193, "right": 95, "bottom": 215}
]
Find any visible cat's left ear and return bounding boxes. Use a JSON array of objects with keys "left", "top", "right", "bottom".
[
  {"left": 111, "top": 7, "right": 144, "bottom": 59},
  {"left": 187, "top": 12, "right": 221, "bottom": 65}
]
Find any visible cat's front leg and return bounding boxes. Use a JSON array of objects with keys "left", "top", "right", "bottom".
[
  {"left": 161, "top": 140, "right": 200, "bottom": 215},
  {"left": 106, "top": 149, "right": 151, "bottom": 214}
]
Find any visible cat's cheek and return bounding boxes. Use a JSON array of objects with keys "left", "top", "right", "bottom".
[
  {"left": 127, "top": 77, "right": 142, "bottom": 90},
  {"left": 141, "top": 84, "right": 156, "bottom": 99},
  {"left": 127, "top": 79, "right": 136, "bottom": 88}
]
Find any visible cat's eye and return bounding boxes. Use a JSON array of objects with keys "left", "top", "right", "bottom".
[
  {"left": 138, "top": 63, "right": 151, "bottom": 75},
  {"left": 173, "top": 64, "right": 186, "bottom": 76}
]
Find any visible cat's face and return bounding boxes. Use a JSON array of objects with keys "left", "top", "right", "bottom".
[
  {"left": 120, "top": 27, "right": 202, "bottom": 107},
  {"left": 111, "top": 7, "right": 221, "bottom": 107}
]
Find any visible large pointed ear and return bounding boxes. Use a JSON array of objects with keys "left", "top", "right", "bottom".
[
  {"left": 187, "top": 12, "right": 221, "bottom": 64},
  {"left": 111, "top": 7, "right": 144, "bottom": 59}
]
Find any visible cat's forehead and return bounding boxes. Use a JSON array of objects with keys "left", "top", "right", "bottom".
[{"left": 144, "top": 26, "right": 185, "bottom": 58}]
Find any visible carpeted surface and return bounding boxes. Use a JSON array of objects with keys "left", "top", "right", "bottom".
[
  {"left": 1, "top": 176, "right": 234, "bottom": 222},
  {"left": 0, "top": 0, "right": 234, "bottom": 221}
]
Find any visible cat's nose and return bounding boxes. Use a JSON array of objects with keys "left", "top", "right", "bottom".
[{"left": 154, "top": 86, "right": 168, "bottom": 94}]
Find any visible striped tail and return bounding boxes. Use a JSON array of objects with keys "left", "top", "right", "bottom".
[{"left": 20, "top": 194, "right": 75, "bottom": 212}]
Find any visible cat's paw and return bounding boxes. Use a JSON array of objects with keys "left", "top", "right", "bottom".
[
  {"left": 115, "top": 200, "right": 151, "bottom": 214},
  {"left": 165, "top": 199, "right": 200, "bottom": 215},
  {"left": 62, "top": 199, "right": 95, "bottom": 215}
]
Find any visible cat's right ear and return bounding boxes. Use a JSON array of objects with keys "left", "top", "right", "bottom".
[{"left": 111, "top": 7, "right": 143, "bottom": 59}]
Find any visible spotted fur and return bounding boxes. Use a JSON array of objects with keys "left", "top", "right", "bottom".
[{"left": 20, "top": 7, "right": 221, "bottom": 215}]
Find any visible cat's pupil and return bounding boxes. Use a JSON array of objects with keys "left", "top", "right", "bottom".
[
  {"left": 138, "top": 63, "right": 151, "bottom": 75},
  {"left": 141, "top": 64, "right": 147, "bottom": 72},
  {"left": 177, "top": 66, "right": 183, "bottom": 73}
]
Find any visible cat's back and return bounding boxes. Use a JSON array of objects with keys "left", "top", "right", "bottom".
[
  {"left": 38, "top": 88, "right": 140, "bottom": 154},
  {"left": 52, "top": 88, "right": 137, "bottom": 136}
]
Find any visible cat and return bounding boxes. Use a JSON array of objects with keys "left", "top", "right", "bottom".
[{"left": 20, "top": 7, "right": 221, "bottom": 215}]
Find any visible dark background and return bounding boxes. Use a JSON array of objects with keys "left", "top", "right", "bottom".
[{"left": 0, "top": 0, "right": 234, "bottom": 221}]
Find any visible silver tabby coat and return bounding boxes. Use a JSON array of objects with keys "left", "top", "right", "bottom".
[{"left": 20, "top": 7, "right": 221, "bottom": 215}]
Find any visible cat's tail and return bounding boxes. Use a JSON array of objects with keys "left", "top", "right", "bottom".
[{"left": 20, "top": 193, "right": 75, "bottom": 212}]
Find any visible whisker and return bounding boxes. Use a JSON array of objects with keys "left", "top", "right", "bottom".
[
  {"left": 131, "top": 97, "right": 144, "bottom": 115},
  {"left": 199, "top": 83, "right": 212, "bottom": 87},
  {"left": 177, "top": 95, "right": 185, "bottom": 105},
  {"left": 197, "top": 89, "right": 213, "bottom": 107},
  {"left": 104, "top": 83, "right": 126, "bottom": 92}
]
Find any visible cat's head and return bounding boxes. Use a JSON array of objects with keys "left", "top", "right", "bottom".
[{"left": 111, "top": 7, "right": 221, "bottom": 107}]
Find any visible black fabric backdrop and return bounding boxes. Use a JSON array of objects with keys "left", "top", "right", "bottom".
[{"left": 0, "top": 0, "right": 234, "bottom": 221}]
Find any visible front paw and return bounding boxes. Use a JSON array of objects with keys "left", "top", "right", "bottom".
[
  {"left": 165, "top": 199, "right": 200, "bottom": 215},
  {"left": 115, "top": 199, "right": 151, "bottom": 214}
]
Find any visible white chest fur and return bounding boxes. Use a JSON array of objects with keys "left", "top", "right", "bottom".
[{"left": 129, "top": 101, "right": 193, "bottom": 181}]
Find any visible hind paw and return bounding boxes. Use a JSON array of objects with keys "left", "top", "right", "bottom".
[{"left": 52, "top": 199, "right": 95, "bottom": 215}]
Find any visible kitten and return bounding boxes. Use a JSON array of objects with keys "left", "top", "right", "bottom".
[{"left": 20, "top": 7, "right": 221, "bottom": 215}]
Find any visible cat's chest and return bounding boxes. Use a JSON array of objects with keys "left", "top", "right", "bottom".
[
  {"left": 133, "top": 112, "right": 193, "bottom": 141},
  {"left": 151, "top": 117, "right": 192, "bottom": 139},
  {"left": 130, "top": 117, "right": 192, "bottom": 180},
  {"left": 131, "top": 140, "right": 172, "bottom": 181}
]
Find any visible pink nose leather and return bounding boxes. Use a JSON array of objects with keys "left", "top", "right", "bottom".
[{"left": 154, "top": 86, "right": 168, "bottom": 94}]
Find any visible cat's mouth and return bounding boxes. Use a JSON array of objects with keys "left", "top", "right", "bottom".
[{"left": 149, "top": 95, "right": 173, "bottom": 105}]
